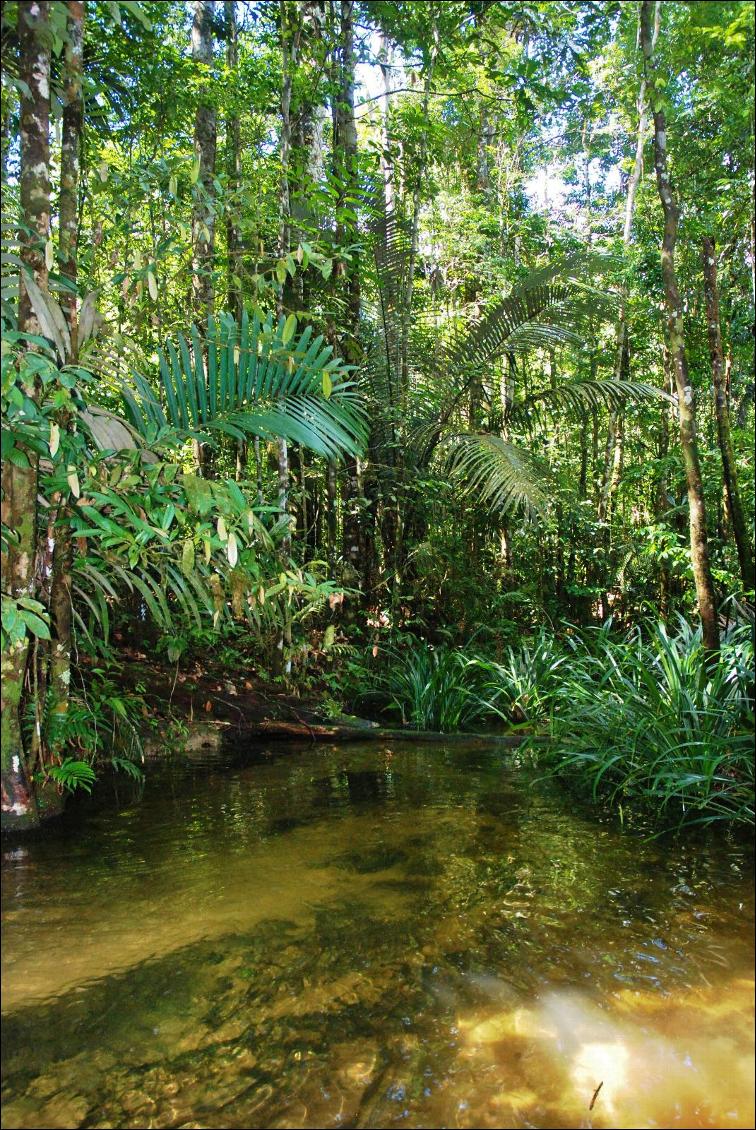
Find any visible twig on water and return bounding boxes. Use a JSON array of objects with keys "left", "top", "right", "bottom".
[{"left": 589, "top": 1081, "right": 604, "bottom": 1112}]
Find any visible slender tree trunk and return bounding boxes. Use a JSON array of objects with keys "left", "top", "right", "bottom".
[
  {"left": 48, "top": 0, "right": 84, "bottom": 735},
  {"left": 641, "top": 1, "right": 719, "bottom": 650},
  {"left": 253, "top": 435, "right": 264, "bottom": 504},
  {"left": 378, "top": 31, "right": 395, "bottom": 214},
  {"left": 388, "top": 10, "right": 437, "bottom": 608},
  {"left": 191, "top": 0, "right": 216, "bottom": 475},
  {"left": 224, "top": 0, "right": 242, "bottom": 320},
  {"left": 2, "top": 0, "right": 52, "bottom": 830},
  {"left": 191, "top": 0, "right": 217, "bottom": 319},
  {"left": 330, "top": 2, "right": 364, "bottom": 578},
  {"left": 225, "top": 0, "right": 246, "bottom": 480},
  {"left": 222, "top": 3, "right": 247, "bottom": 477},
  {"left": 326, "top": 459, "right": 338, "bottom": 574},
  {"left": 274, "top": 0, "right": 301, "bottom": 677},
  {"left": 600, "top": 4, "right": 659, "bottom": 525},
  {"left": 655, "top": 374, "right": 672, "bottom": 618},
  {"left": 59, "top": 0, "right": 84, "bottom": 352},
  {"left": 702, "top": 236, "right": 755, "bottom": 593}
]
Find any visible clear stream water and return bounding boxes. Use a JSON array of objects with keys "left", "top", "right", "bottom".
[{"left": 1, "top": 741, "right": 754, "bottom": 1130}]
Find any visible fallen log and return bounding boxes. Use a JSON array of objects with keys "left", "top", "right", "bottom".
[{"left": 161, "top": 717, "right": 542, "bottom": 759}]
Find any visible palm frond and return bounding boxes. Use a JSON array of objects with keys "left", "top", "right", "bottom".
[
  {"left": 120, "top": 310, "right": 368, "bottom": 460},
  {"left": 413, "top": 264, "right": 609, "bottom": 465},
  {"left": 446, "top": 433, "right": 549, "bottom": 519},
  {"left": 511, "top": 378, "right": 673, "bottom": 429}
]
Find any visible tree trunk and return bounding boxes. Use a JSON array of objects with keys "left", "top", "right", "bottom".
[
  {"left": 191, "top": 0, "right": 217, "bottom": 477},
  {"left": 48, "top": 0, "right": 84, "bottom": 734},
  {"left": 2, "top": 0, "right": 52, "bottom": 830},
  {"left": 378, "top": 31, "right": 395, "bottom": 214},
  {"left": 224, "top": 0, "right": 242, "bottom": 321},
  {"left": 331, "top": 2, "right": 364, "bottom": 576},
  {"left": 59, "top": 0, "right": 84, "bottom": 353},
  {"left": 191, "top": 0, "right": 217, "bottom": 320},
  {"left": 599, "top": 3, "right": 659, "bottom": 526},
  {"left": 641, "top": 1, "right": 719, "bottom": 650},
  {"left": 326, "top": 458, "right": 338, "bottom": 574},
  {"left": 702, "top": 236, "right": 755, "bottom": 594},
  {"left": 274, "top": 0, "right": 301, "bottom": 676}
]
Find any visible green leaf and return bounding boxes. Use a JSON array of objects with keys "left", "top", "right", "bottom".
[
  {"left": 20, "top": 609, "right": 51, "bottom": 640},
  {"left": 282, "top": 313, "right": 298, "bottom": 345},
  {"left": 181, "top": 537, "right": 195, "bottom": 576}
]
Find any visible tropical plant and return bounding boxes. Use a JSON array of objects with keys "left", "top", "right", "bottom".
[
  {"left": 534, "top": 618, "right": 755, "bottom": 829},
  {"left": 122, "top": 310, "right": 368, "bottom": 459},
  {"left": 1, "top": 289, "right": 368, "bottom": 811},
  {"left": 355, "top": 639, "right": 508, "bottom": 732}
]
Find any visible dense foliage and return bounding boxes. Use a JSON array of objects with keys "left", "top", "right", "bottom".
[{"left": 1, "top": 0, "right": 753, "bottom": 831}]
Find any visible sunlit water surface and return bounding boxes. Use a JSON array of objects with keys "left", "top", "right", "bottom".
[{"left": 1, "top": 742, "right": 754, "bottom": 1130}]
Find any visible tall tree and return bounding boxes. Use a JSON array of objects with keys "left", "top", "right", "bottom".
[
  {"left": 190, "top": 0, "right": 217, "bottom": 476},
  {"left": 640, "top": 0, "right": 719, "bottom": 650},
  {"left": 191, "top": 0, "right": 217, "bottom": 321},
  {"left": 598, "top": 1, "right": 659, "bottom": 531},
  {"left": 224, "top": 0, "right": 242, "bottom": 322},
  {"left": 332, "top": 0, "right": 363, "bottom": 572},
  {"left": 702, "top": 235, "right": 755, "bottom": 594},
  {"left": 1, "top": 0, "right": 51, "bottom": 829},
  {"left": 49, "top": 0, "right": 85, "bottom": 734}
]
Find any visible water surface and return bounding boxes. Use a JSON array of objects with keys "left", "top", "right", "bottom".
[{"left": 2, "top": 742, "right": 754, "bottom": 1129}]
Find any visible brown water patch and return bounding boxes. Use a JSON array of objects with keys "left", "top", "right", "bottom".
[{"left": 2, "top": 743, "right": 753, "bottom": 1129}]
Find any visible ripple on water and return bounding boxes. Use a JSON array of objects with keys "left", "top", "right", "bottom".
[{"left": 1, "top": 742, "right": 754, "bottom": 1129}]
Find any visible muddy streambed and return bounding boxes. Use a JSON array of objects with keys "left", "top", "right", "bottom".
[{"left": 1, "top": 741, "right": 754, "bottom": 1129}]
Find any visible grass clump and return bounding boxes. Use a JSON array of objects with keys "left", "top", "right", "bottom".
[
  {"left": 537, "top": 618, "right": 754, "bottom": 830},
  {"left": 361, "top": 641, "right": 506, "bottom": 732},
  {"left": 357, "top": 617, "right": 754, "bottom": 830}
]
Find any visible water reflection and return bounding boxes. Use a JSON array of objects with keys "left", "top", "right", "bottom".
[{"left": 1, "top": 742, "right": 753, "bottom": 1129}]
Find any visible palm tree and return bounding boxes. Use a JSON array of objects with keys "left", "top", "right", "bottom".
[{"left": 360, "top": 216, "right": 667, "bottom": 600}]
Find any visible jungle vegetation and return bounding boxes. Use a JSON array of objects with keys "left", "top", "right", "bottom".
[{"left": 1, "top": 0, "right": 754, "bottom": 831}]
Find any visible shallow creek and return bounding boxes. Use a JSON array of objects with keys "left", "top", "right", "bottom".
[{"left": 1, "top": 741, "right": 754, "bottom": 1129}]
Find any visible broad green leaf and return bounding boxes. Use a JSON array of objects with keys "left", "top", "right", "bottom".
[
  {"left": 20, "top": 609, "right": 51, "bottom": 640},
  {"left": 282, "top": 313, "right": 297, "bottom": 345}
]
